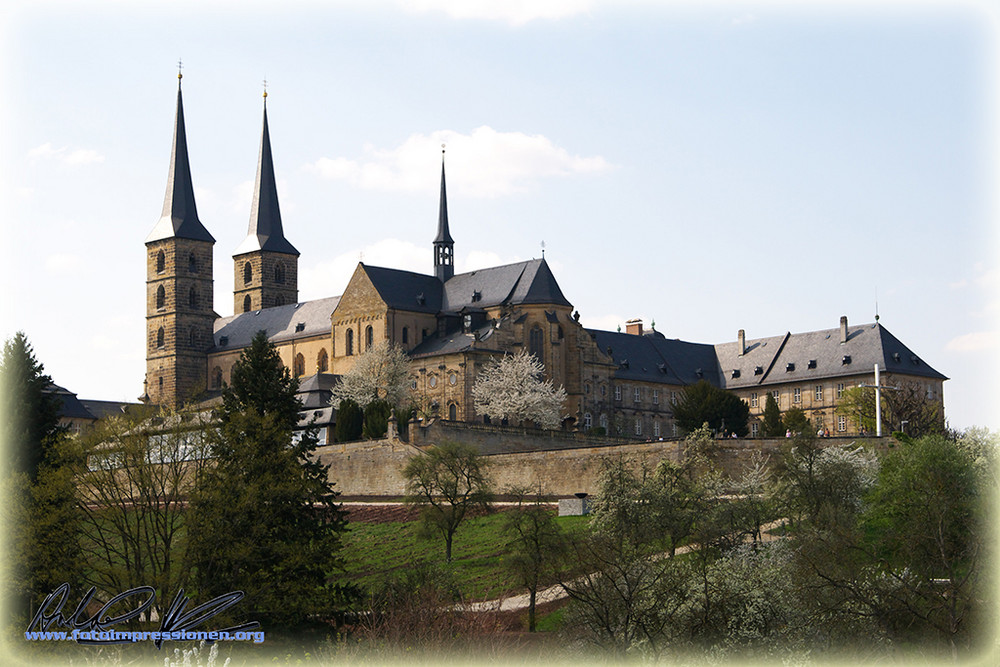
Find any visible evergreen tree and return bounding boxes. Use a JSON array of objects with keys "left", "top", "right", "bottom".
[
  {"left": 761, "top": 393, "right": 784, "bottom": 437},
  {"left": 672, "top": 380, "right": 749, "bottom": 437},
  {"left": 189, "top": 331, "right": 354, "bottom": 628},
  {"left": 362, "top": 398, "right": 392, "bottom": 439},
  {"left": 783, "top": 406, "right": 811, "bottom": 435},
  {"left": 1, "top": 332, "right": 64, "bottom": 481},
  {"left": 334, "top": 398, "right": 363, "bottom": 442}
]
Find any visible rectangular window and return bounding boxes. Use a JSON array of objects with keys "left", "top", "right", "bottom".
[
  {"left": 671, "top": 391, "right": 677, "bottom": 404},
  {"left": 837, "top": 382, "right": 845, "bottom": 398},
  {"left": 772, "top": 389, "right": 780, "bottom": 405},
  {"left": 614, "top": 385, "right": 622, "bottom": 401},
  {"left": 584, "top": 413, "right": 592, "bottom": 428},
  {"left": 671, "top": 422, "right": 678, "bottom": 437},
  {"left": 653, "top": 421, "right": 660, "bottom": 437},
  {"left": 815, "top": 385, "right": 823, "bottom": 401},
  {"left": 750, "top": 392, "right": 758, "bottom": 408},
  {"left": 751, "top": 422, "right": 759, "bottom": 437},
  {"left": 837, "top": 415, "right": 847, "bottom": 432},
  {"left": 633, "top": 387, "right": 640, "bottom": 403},
  {"left": 634, "top": 418, "right": 642, "bottom": 436},
  {"left": 652, "top": 389, "right": 659, "bottom": 405},
  {"left": 793, "top": 388, "right": 801, "bottom": 403}
]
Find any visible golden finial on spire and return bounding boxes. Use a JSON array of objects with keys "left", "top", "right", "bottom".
[
  {"left": 177, "top": 58, "right": 183, "bottom": 80},
  {"left": 262, "top": 78, "right": 268, "bottom": 99},
  {"left": 441, "top": 143, "right": 446, "bottom": 160}
]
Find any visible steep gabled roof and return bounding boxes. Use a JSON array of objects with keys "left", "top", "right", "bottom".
[
  {"left": 441, "top": 258, "right": 571, "bottom": 312},
  {"left": 362, "top": 265, "right": 444, "bottom": 314},
  {"left": 146, "top": 78, "right": 215, "bottom": 244},
  {"left": 212, "top": 296, "right": 340, "bottom": 350},
  {"left": 233, "top": 100, "right": 299, "bottom": 257}
]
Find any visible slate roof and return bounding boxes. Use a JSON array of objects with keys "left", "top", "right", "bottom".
[
  {"left": 146, "top": 81, "right": 215, "bottom": 244},
  {"left": 407, "top": 322, "right": 504, "bottom": 359},
  {"left": 80, "top": 399, "right": 137, "bottom": 420},
  {"left": 589, "top": 330, "right": 721, "bottom": 387},
  {"left": 588, "top": 321, "right": 945, "bottom": 390},
  {"left": 232, "top": 103, "right": 300, "bottom": 257},
  {"left": 213, "top": 296, "right": 340, "bottom": 350},
  {"left": 46, "top": 384, "right": 95, "bottom": 420},
  {"left": 434, "top": 158, "right": 453, "bottom": 245},
  {"left": 295, "top": 372, "right": 340, "bottom": 409},
  {"left": 363, "top": 265, "right": 444, "bottom": 314},
  {"left": 441, "top": 259, "right": 571, "bottom": 311},
  {"left": 714, "top": 322, "right": 948, "bottom": 389}
]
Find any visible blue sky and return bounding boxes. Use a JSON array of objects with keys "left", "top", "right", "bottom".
[{"left": 2, "top": 0, "right": 997, "bottom": 431}]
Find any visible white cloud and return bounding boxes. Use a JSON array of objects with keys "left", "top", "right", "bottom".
[
  {"left": 946, "top": 330, "right": 1000, "bottom": 353},
  {"left": 44, "top": 253, "right": 83, "bottom": 274},
  {"left": 28, "top": 142, "right": 105, "bottom": 166},
  {"left": 308, "top": 126, "right": 612, "bottom": 198},
  {"left": 731, "top": 14, "right": 757, "bottom": 26},
  {"left": 299, "top": 238, "right": 432, "bottom": 301},
  {"left": 400, "top": 0, "right": 594, "bottom": 26}
]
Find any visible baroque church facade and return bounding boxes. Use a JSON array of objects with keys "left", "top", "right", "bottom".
[{"left": 144, "top": 78, "right": 947, "bottom": 440}]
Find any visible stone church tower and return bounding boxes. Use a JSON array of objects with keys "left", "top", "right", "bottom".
[
  {"left": 232, "top": 93, "right": 299, "bottom": 313},
  {"left": 144, "top": 73, "right": 216, "bottom": 408},
  {"left": 433, "top": 149, "right": 454, "bottom": 282}
]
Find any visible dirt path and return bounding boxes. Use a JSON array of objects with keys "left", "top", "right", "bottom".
[{"left": 458, "top": 518, "right": 788, "bottom": 613}]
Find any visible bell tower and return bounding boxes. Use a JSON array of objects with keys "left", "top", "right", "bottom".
[
  {"left": 433, "top": 147, "right": 454, "bottom": 282},
  {"left": 144, "top": 70, "right": 216, "bottom": 408},
  {"left": 233, "top": 89, "right": 299, "bottom": 313}
]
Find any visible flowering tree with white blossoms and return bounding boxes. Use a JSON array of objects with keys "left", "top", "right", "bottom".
[
  {"left": 329, "top": 340, "right": 413, "bottom": 409},
  {"left": 472, "top": 350, "right": 566, "bottom": 429}
]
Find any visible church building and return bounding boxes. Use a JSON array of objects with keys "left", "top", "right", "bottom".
[{"left": 144, "top": 77, "right": 947, "bottom": 440}]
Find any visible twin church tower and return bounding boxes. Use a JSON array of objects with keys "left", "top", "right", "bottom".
[{"left": 143, "top": 74, "right": 456, "bottom": 406}]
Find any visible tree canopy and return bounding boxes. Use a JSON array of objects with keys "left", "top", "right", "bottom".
[
  {"left": 189, "top": 330, "right": 354, "bottom": 626},
  {"left": 671, "top": 380, "right": 749, "bottom": 437},
  {"left": 472, "top": 350, "right": 566, "bottom": 429},
  {"left": 330, "top": 340, "right": 412, "bottom": 409}
]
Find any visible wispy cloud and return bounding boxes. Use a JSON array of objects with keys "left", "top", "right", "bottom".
[
  {"left": 307, "top": 126, "right": 613, "bottom": 198},
  {"left": 399, "top": 0, "right": 594, "bottom": 26},
  {"left": 946, "top": 330, "right": 1000, "bottom": 353},
  {"left": 28, "top": 142, "right": 105, "bottom": 166}
]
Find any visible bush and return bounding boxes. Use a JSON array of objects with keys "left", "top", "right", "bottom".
[
  {"left": 335, "top": 398, "right": 363, "bottom": 442},
  {"left": 363, "top": 399, "right": 393, "bottom": 439}
]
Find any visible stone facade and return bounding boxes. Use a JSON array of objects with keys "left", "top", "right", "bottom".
[{"left": 233, "top": 251, "right": 298, "bottom": 314}]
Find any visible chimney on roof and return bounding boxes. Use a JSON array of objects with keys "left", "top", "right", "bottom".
[
  {"left": 840, "top": 315, "right": 848, "bottom": 344},
  {"left": 738, "top": 329, "right": 746, "bottom": 356},
  {"left": 625, "top": 319, "right": 643, "bottom": 336}
]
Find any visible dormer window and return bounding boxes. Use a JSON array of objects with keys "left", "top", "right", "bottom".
[
  {"left": 731, "top": 369, "right": 740, "bottom": 378},
  {"left": 842, "top": 355, "right": 852, "bottom": 365},
  {"left": 219, "top": 335, "right": 229, "bottom": 347},
  {"left": 911, "top": 355, "right": 919, "bottom": 365},
  {"left": 807, "top": 359, "right": 817, "bottom": 369},
  {"left": 786, "top": 363, "right": 795, "bottom": 372},
  {"left": 416, "top": 293, "right": 426, "bottom": 306},
  {"left": 471, "top": 290, "right": 482, "bottom": 303},
  {"left": 295, "top": 322, "right": 305, "bottom": 333},
  {"left": 754, "top": 366, "right": 763, "bottom": 375}
]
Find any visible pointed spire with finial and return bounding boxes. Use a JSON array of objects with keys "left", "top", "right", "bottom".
[
  {"left": 233, "top": 83, "right": 299, "bottom": 257},
  {"left": 146, "top": 63, "right": 215, "bottom": 243},
  {"left": 433, "top": 144, "right": 455, "bottom": 281}
]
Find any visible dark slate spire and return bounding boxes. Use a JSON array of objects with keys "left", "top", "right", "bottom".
[
  {"left": 433, "top": 146, "right": 455, "bottom": 282},
  {"left": 146, "top": 72, "right": 215, "bottom": 243},
  {"left": 233, "top": 93, "right": 299, "bottom": 257}
]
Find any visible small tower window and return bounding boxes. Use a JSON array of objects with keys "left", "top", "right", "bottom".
[
  {"left": 346, "top": 329, "right": 354, "bottom": 356},
  {"left": 156, "top": 250, "right": 165, "bottom": 274},
  {"left": 528, "top": 325, "right": 544, "bottom": 363},
  {"left": 156, "top": 327, "right": 165, "bottom": 348},
  {"left": 156, "top": 285, "right": 166, "bottom": 310},
  {"left": 243, "top": 262, "right": 252, "bottom": 286},
  {"left": 402, "top": 326, "right": 409, "bottom": 345},
  {"left": 188, "top": 252, "right": 197, "bottom": 273},
  {"left": 294, "top": 353, "right": 305, "bottom": 377},
  {"left": 188, "top": 287, "right": 198, "bottom": 309},
  {"left": 317, "top": 348, "right": 329, "bottom": 373},
  {"left": 448, "top": 403, "right": 457, "bottom": 421},
  {"left": 274, "top": 263, "right": 285, "bottom": 284},
  {"left": 365, "top": 325, "right": 374, "bottom": 351},
  {"left": 243, "top": 295, "right": 252, "bottom": 313},
  {"left": 189, "top": 330, "right": 197, "bottom": 348},
  {"left": 211, "top": 366, "right": 223, "bottom": 389}
]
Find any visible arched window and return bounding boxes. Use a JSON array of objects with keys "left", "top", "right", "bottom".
[
  {"left": 156, "top": 327, "right": 165, "bottom": 348},
  {"left": 243, "top": 295, "right": 252, "bottom": 313},
  {"left": 528, "top": 325, "right": 544, "bottom": 363},
  {"left": 317, "top": 348, "right": 329, "bottom": 373},
  {"left": 274, "top": 263, "right": 285, "bottom": 284},
  {"left": 243, "top": 262, "right": 252, "bottom": 286},
  {"left": 189, "top": 329, "right": 197, "bottom": 348},
  {"left": 365, "top": 325, "right": 373, "bottom": 350},
  {"left": 188, "top": 287, "right": 198, "bottom": 309},
  {"left": 211, "top": 366, "right": 223, "bottom": 389},
  {"left": 274, "top": 294, "right": 285, "bottom": 307},
  {"left": 156, "top": 285, "right": 166, "bottom": 310},
  {"left": 293, "top": 353, "right": 305, "bottom": 377},
  {"left": 584, "top": 413, "right": 592, "bottom": 429},
  {"left": 448, "top": 403, "right": 457, "bottom": 421},
  {"left": 345, "top": 329, "right": 354, "bottom": 356},
  {"left": 156, "top": 250, "right": 165, "bottom": 273},
  {"left": 402, "top": 326, "right": 409, "bottom": 345},
  {"left": 188, "top": 252, "right": 197, "bottom": 273}
]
